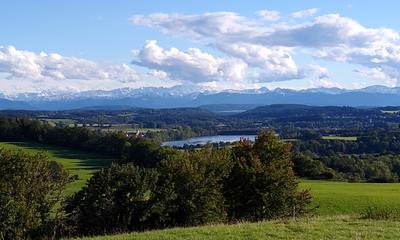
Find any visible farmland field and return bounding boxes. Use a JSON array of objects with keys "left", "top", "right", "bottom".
[
  {"left": 300, "top": 180, "right": 400, "bottom": 215},
  {"left": 0, "top": 142, "right": 115, "bottom": 193},
  {"left": 321, "top": 136, "right": 357, "bottom": 141}
]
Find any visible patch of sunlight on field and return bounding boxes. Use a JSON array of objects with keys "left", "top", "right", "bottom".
[
  {"left": 321, "top": 136, "right": 357, "bottom": 141},
  {"left": 300, "top": 180, "right": 400, "bottom": 215}
]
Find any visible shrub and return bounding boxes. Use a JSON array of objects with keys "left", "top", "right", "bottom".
[
  {"left": 224, "top": 131, "right": 312, "bottom": 221},
  {"left": 64, "top": 163, "right": 158, "bottom": 236},
  {"left": 149, "top": 147, "right": 232, "bottom": 227},
  {"left": 361, "top": 206, "right": 400, "bottom": 220},
  {"left": 0, "top": 148, "right": 69, "bottom": 240}
]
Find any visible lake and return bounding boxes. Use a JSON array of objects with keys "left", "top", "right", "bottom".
[{"left": 162, "top": 135, "right": 256, "bottom": 147}]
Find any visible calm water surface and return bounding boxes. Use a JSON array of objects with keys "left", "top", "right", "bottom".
[{"left": 162, "top": 135, "right": 256, "bottom": 147}]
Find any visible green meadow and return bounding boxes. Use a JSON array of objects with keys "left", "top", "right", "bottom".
[
  {"left": 300, "top": 180, "right": 400, "bottom": 215},
  {"left": 0, "top": 142, "right": 115, "bottom": 193}
]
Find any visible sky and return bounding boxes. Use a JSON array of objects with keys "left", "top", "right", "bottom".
[{"left": 1, "top": 0, "right": 400, "bottom": 94}]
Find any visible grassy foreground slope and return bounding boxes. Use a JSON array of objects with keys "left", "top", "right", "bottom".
[
  {"left": 72, "top": 216, "right": 400, "bottom": 240},
  {"left": 0, "top": 142, "right": 115, "bottom": 192}
]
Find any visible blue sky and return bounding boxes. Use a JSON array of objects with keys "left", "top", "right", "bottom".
[{"left": 1, "top": 0, "right": 400, "bottom": 93}]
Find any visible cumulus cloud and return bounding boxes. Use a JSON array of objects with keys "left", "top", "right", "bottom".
[
  {"left": 132, "top": 40, "right": 247, "bottom": 83},
  {"left": 131, "top": 11, "right": 400, "bottom": 86},
  {"left": 291, "top": 8, "right": 318, "bottom": 18},
  {"left": 130, "top": 12, "right": 269, "bottom": 43},
  {"left": 306, "top": 63, "right": 330, "bottom": 79},
  {"left": 215, "top": 42, "right": 303, "bottom": 82},
  {"left": 309, "top": 79, "right": 342, "bottom": 88},
  {"left": 257, "top": 10, "right": 280, "bottom": 21},
  {"left": 0, "top": 45, "right": 139, "bottom": 82},
  {"left": 354, "top": 67, "right": 397, "bottom": 86}
]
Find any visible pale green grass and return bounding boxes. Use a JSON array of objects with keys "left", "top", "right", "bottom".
[
  {"left": 70, "top": 215, "right": 400, "bottom": 240},
  {"left": 301, "top": 180, "right": 400, "bottom": 215},
  {"left": 0, "top": 142, "right": 115, "bottom": 193},
  {"left": 321, "top": 136, "right": 357, "bottom": 141}
]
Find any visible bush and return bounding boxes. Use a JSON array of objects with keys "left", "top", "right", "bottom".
[
  {"left": 224, "top": 131, "right": 312, "bottom": 221},
  {"left": 149, "top": 147, "right": 232, "bottom": 227},
  {"left": 0, "top": 148, "right": 69, "bottom": 240},
  {"left": 361, "top": 206, "right": 400, "bottom": 220},
  {"left": 64, "top": 163, "right": 158, "bottom": 236}
]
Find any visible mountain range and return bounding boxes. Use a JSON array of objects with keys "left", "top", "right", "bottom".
[{"left": 0, "top": 85, "right": 399, "bottom": 110}]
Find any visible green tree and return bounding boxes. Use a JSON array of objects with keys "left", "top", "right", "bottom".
[
  {"left": 0, "top": 149, "right": 69, "bottom": 240},
  {"left": 64, "top": 163, "right": 158, "bottom": 235},
  {"left": 224, "top": 131, "right": 312, "bottom": 221},
  {"left": 150, "top": 147, "right": 232, "bottom": 227}
]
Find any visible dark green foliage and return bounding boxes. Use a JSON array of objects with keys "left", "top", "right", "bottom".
[
  {"left": 150, "top": 147, "right": 232, "bottom": 227},
  {"left": 120, "top": 137, "right": 172, "bottom": 168},
  {"left": 64, "top": 164, "right": 158, "bottom": 236},
  {"left": 291, "top": 153, "right": 335, "bottom": 179},
  {"left": 224, "top": 131, "right": 312, "bottom": 221},
  {"left": 0, "top": 148, "right": 69, "bottom": 240}
]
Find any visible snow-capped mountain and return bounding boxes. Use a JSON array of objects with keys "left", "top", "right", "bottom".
[{"left": 0, "top": 85, "right": 399, "bottom": 110}]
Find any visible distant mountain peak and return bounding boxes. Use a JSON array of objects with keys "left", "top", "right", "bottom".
[{"left": 1, "top": 85, "right": 399, "bottom": 110}]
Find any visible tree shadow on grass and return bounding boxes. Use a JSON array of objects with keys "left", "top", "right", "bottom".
[{"left": 4, "top": 142, "right": 116, "bottom": 171}]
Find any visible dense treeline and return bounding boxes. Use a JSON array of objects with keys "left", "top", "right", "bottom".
[
  {"left": 292, "top": 130, "right": 400, "bottom": 155},
  {"left": 0, "top": 117, "right": 170, "bottom": 168},
  {"left": 2, "top": 104, "right": 400, "bottom": 141}
]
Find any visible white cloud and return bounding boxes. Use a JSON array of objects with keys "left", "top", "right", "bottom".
[
  {"left": 132, "top": 40, "right": 247, "bottom": 83},
  {"left": 291, "top": 8, "right": 318, "bottom": 19},
  {"left": 309, "top": 79, "right": 342, "bottom": 88},
  {"left": 130, "top": 12, "right": 269, "bottom": 43},
  {"left": 0, "top": 45, "right": 139, "bottom": 82},
  {"left": 257, "top": 10, "right": 280, "bottom": 21},
  {"left": 354, "top": 67, "right": 397, "bottom": 86},
  {"left": 215, "top": 42, "right": 303, "bottom": 82},
  {"left": 306, "top": 63, "right": 330, "bottom": 79},
  {"left": 131, "top": 11, "right": 400, "bottom": 86}
]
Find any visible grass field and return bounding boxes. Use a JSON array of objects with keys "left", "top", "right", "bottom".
[
  {"left": 321, "top": 136, "right": 357, "bottom": 141},
  {"left": 300, "top": 180, "right": 400, "bottom": 215},
  {"left": 0, "top": 142, "right": 115, "bottom": 193},
  {"left": 71, "top": 215, "right": 400, "bottom": 240}
]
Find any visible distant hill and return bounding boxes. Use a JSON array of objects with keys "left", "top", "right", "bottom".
[{"left": 237, "top": 104, "right": 380, "bottom": 119}]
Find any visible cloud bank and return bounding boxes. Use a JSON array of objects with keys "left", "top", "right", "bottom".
[{"left": 131, "top": 10, "right": 400, "bottom": 88}]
